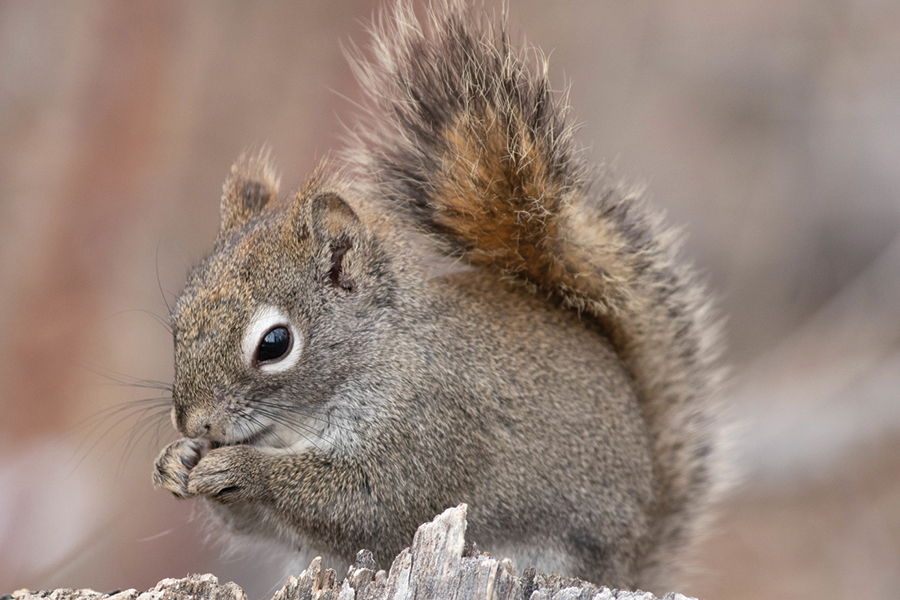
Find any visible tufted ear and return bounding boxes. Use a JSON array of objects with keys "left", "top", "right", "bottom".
[{"left": 220, "top": 152, "right": 280, "bottom": 233}]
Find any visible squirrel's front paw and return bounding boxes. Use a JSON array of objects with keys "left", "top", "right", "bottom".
[
  {"left": 187, "top": 445, "right": 265, "bottom": 504},
  {"left": 153, "top": 438, "right": 209, "bottom": 498}
]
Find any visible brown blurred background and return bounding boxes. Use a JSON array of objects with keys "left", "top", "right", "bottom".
[{"left": 1, "top": 1, "right": 898, "bottom": 599}]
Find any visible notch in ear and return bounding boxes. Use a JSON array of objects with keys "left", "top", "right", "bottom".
[
  {"left": 308, "top": 193, "right": 365, "bottom": 293},
  {"left": 220, "top": 151, "right": 280, "bottom": 233}
]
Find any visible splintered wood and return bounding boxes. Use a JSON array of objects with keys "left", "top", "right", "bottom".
[{"left": 8, "top": 505, "right": 695, "bottom": 600}]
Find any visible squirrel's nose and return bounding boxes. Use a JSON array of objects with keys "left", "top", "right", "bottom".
[
  {"left": 172, "top": 387, "right": 228, "bottom": 440},
  {"left": 182, "top": 414, "right": 212, "bottom": 438},
  {"left": 173, "top": 404, "right": 213, "bottom": 439}
]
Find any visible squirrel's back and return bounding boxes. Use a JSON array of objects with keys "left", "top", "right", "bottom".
[{"left": 348, "top": 0, "right": 725, "bottom": 587}]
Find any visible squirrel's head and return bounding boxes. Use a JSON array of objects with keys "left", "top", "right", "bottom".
[{"left": 169, "top": 154, "right": 400, "bottom": 450}]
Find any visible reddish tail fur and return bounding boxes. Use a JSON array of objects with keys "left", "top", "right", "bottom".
[{"left": 348, "top": 0, "right": 724, "bottom": 585}]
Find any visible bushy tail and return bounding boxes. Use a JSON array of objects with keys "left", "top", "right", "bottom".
[{"left": 347, "top": 0, "right": 724, "bottom": 585}]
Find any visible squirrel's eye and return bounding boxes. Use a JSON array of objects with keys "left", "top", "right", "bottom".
[
  {"left": 243, "top": 306, "right": 301, "bottom": 372},
  {"left": 256, "top": 326, "right": 292, "bottom": 365}
]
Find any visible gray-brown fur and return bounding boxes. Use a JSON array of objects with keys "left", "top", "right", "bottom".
[{"left": 153, "top": 0, "right": 723, "bottom": 591}]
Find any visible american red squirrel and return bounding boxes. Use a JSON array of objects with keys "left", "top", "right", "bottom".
[{"left": 153, "top": 0, "right": 723, "bottom": 590}]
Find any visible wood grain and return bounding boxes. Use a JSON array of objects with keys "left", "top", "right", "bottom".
[{"left": 8, "top": 506, "right": 695, "bottom": 600}]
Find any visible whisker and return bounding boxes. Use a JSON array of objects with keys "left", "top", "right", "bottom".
[
  {"left": 68, "top": 401, "right": 171, "bottom": 475},
  {"left": 71, "top": 398, "right": 171, "bottom": 455},
  {"left": 247, "top": 407, "right": 339, "bottom": 452},
  {"left": 240, "top": 412, "right": 303, "bottom": 455},
  {"left": 105, "top": 308, "right": 173, "bottom": 334},
  {"left": 80, "top": 364, "right": 173, "bottom": 392},
  {"left": 248, "top": 404, "right": 342, "bottom": 439},
  {"left": 71, "top": 399, "right": 172, "bottom": 461},
  {"left": 73, "top": 397, "right": 171, "bottom": 431},
  {"left": 250, "top": 409, "right": 333, "bottom": 450},
  {"left": 149, "top": 410, "right": 172, "bottom": 453},
  {"left": 156, "top": 238, "right": 174, "bottom": 317},
  {"left": 256, "top": 409, "right": 356, "bottom": 448},
  {"left": 106, "top": 405, "right": 170, "bottom": 462},
  {"left": 116, "top": 406, "right": 173, "bottom": 478},
  {"left": 247, "top": 399, "right": 358, "bottom": 434}
]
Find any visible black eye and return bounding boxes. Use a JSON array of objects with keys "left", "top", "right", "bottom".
[{"left": 256, "top": 326, "right": 292, "bottom": 365}]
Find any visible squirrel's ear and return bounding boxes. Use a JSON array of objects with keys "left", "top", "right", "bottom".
[
  {"left": 302, "top": 192, "right": 365, "bottom": 293},
  {"left": 308, "top": 192, "right": 362, "bottom": 239},
  {"left": 220, "top": 153, "right": 280, "bottom": 233}
]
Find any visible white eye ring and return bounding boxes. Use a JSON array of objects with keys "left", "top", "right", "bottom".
[{"left": 242, "top": 305, "right": 302, "bottom": 372}]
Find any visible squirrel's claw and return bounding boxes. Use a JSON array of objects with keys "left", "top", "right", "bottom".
[
  {"left": 186, "top": 444, "right": 262, "bottom": 504},
  {"left": 152, "top": 438, "right": 206, "bottom": 499}
]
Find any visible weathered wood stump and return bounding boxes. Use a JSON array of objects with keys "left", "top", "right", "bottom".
[{"left": 8, "top": 505, "right": 696, "bottom": 600}]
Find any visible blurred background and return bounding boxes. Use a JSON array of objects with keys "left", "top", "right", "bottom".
[{"left": 1, "top": 1, "right": 898, "bottom": 599}]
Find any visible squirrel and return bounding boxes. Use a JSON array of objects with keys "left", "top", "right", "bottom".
[{"left": 152, "top": 0, "right": 723, "bottom": 591}]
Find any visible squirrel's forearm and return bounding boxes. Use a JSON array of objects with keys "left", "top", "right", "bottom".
[{"left": 256, "top": 449, "right": 404, "bottom": 562}]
